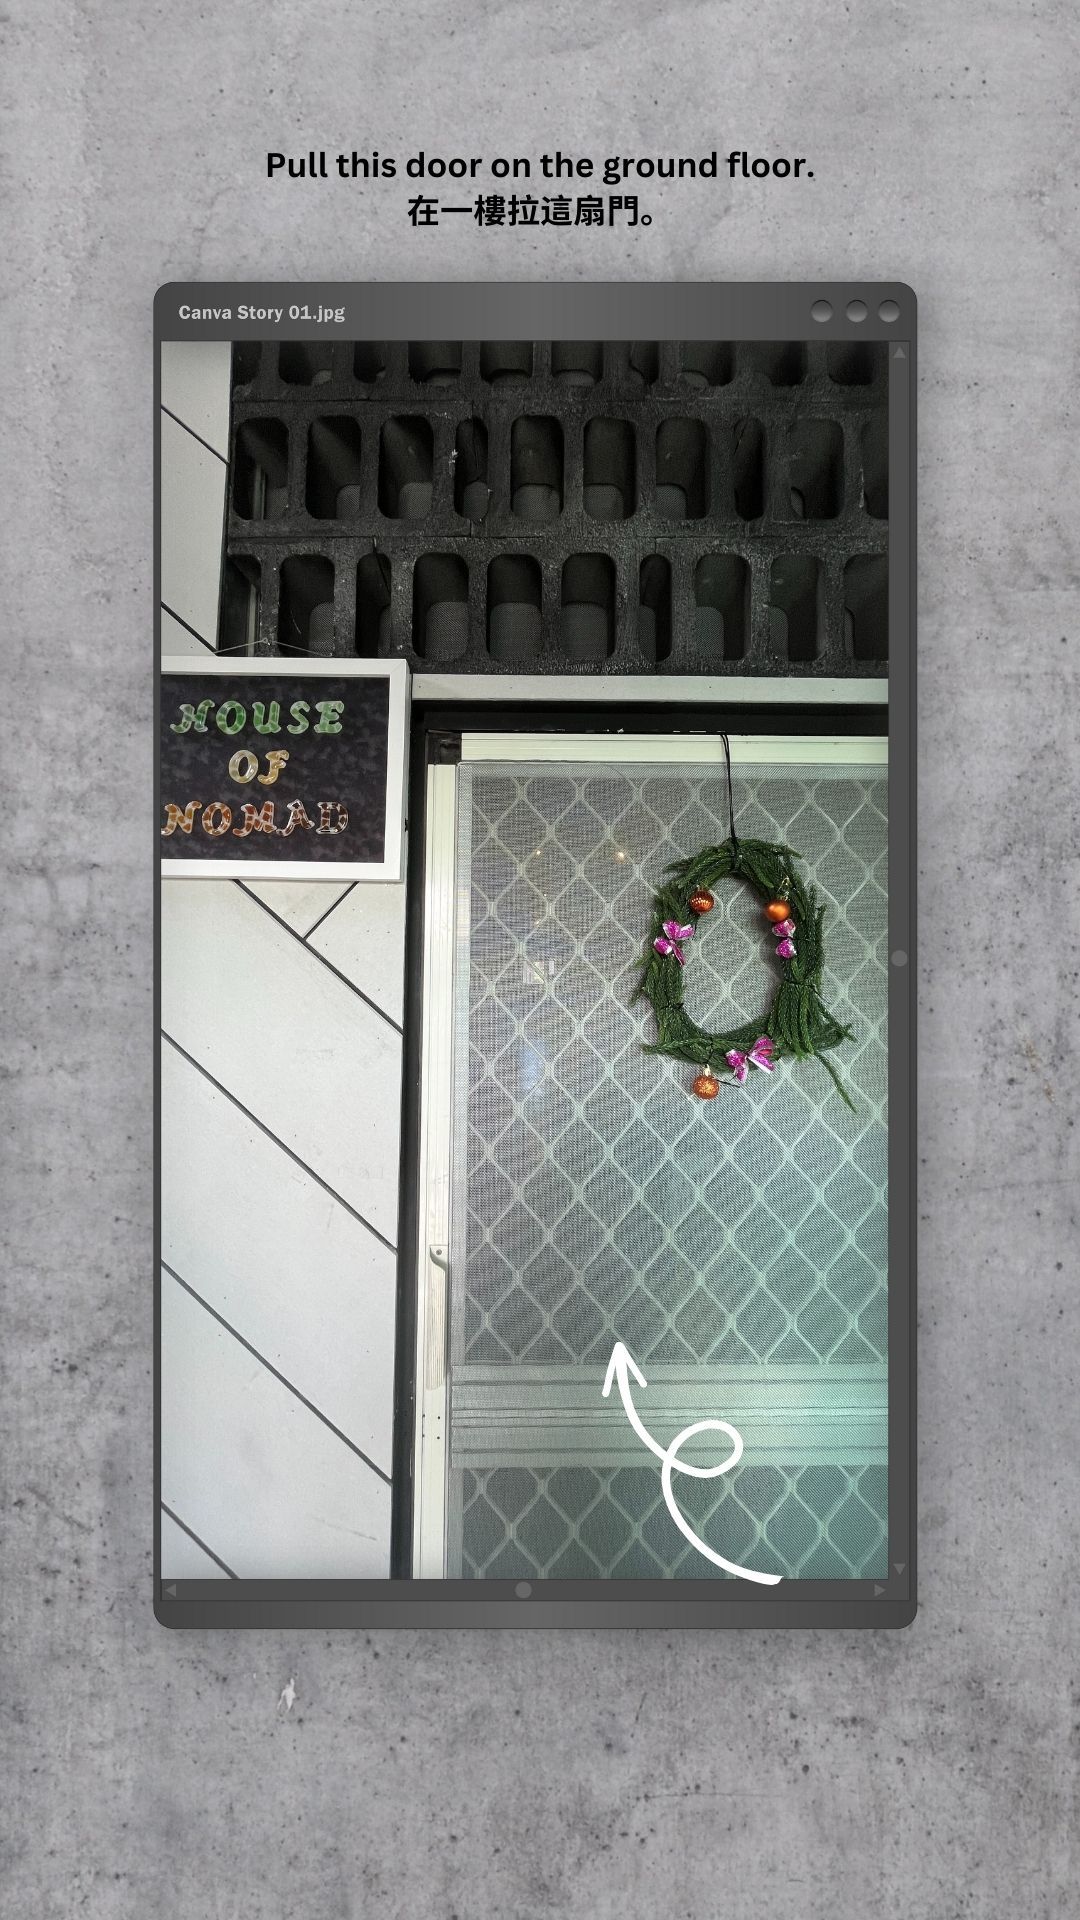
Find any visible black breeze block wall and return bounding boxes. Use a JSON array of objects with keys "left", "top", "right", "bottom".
[{"left": 222, "top": 338, "right": 888, "bottom": 678}]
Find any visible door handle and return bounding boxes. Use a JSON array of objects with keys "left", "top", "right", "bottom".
[{"left": 425, "top": 1245, "right": 449, "bottom": 1389}]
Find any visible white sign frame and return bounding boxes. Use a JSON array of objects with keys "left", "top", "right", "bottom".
[{"left": 159, "top": 656, "right": 409, "bottom": 881}]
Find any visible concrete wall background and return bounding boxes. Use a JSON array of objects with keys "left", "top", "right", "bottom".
[{"left": 4, "top": 2, "right": 1079, "bottom": 1915}]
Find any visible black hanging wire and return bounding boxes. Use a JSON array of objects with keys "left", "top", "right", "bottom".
[{"left": 719, "top": 730, "right": 739, "bottom": 856}]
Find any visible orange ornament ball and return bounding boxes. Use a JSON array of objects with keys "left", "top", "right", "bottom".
[
  {"left": 688, "top": 890, "right": 715, "bottom": 915},
  {"left": 765, "top": 899, "right": 791, "bottom": 923},
  {"left": 692, "top": 1071, "right": 720, "bottom": 1100}
]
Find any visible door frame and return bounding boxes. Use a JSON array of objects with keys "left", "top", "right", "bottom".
[{"left": 400, "top": 706, "right": 900, "bottom": 1584}]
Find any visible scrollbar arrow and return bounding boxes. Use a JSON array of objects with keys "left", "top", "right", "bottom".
[
  {"left": 873, "top": 1584, "right": 886, "bottom": 1596},
  {"left": 164, "top": 1583, "right": 177, "bottom": 1598},
  {"left": 894, "top": 1562, "right": 906, "bottom": 1576}
]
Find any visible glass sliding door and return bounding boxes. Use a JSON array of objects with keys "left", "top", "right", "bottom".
[{"left": 415, "top": 734, "right": 888, "bottom": 1583}]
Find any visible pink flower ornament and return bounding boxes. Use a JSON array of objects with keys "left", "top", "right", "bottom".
[
  {"left": 725, "top": 1035, "right": 777, "bottom": 1083},
  {"left": 771, "top": 918, "right": 796, "bottom": 960},
  {"left": 653, "top": 920, "right": 695, "bottom": 966}
]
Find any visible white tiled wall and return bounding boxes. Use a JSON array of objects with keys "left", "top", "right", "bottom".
[
  {"left": 159, "top": 346, "right": 406, "bottom": 1580},
  {"left": 159, "top": 876, "right": 406, "bottom": 1579},
  {"left": 159, "top": 411, "right": 227, "bottom": 645}
]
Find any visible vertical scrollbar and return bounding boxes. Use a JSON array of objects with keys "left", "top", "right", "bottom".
[{"left": 886, "top": 328, "right": 915, "bottom": 1602}]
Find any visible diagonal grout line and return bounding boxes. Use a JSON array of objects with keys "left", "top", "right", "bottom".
[
  {"left": 301, "top": 881, "right": 360, "bottom": 943},
  {"left": 161, "top": 404, "right": 229, "bottom": 466},
  {"left": 161, "top": 603, "right": 218, "bottom": 653},
  {"left": 161, "top": 1502, "right": 239, "bottom": 1579},
  {"left": 162, "top": 1261, "right": 393, "bottom": 1485},
  {"left": 233, "top": 880, "right": 403, "bottom": 1033},
  {"left": 160, "top": 1031, "right": 397, "bottom": 1253}
]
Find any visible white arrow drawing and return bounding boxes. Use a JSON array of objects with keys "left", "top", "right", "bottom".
[{"left": 602, "top": 1342, "right": 782, "bottom": 1585}]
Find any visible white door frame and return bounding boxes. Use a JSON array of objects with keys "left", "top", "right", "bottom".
[{"left": 411, "top": 763, "right": 458, "bottom": 1575}]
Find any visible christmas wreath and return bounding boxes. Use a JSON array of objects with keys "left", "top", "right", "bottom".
[{"left": 635, "top": 836, "right": 855, "bottom": 1106}]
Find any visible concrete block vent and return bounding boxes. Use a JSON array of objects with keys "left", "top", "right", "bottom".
[{"left": 221, "top": 338, "right": 888, "bottom": 677}]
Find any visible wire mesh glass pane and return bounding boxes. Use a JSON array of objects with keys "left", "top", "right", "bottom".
[{"left": 448, "top": 757, "right": 888, "bottom": 1580}]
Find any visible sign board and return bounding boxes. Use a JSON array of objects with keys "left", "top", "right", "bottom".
[{"left": 159, "top": 659, "right": 408, "bottom": 879}]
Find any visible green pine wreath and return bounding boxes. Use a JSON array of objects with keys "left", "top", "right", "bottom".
[{"left": 634, "top": 837, "right": 856, "bottom": 1106}]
